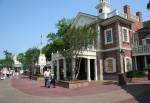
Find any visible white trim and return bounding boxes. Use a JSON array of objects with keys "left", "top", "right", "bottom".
[
  {"left": 122, "top": 27, "right": 130, "bottom": 43},
  {"left": 97, "top": 47, "right": 132, "bottom": 52},
  {"left": 124, "top": 57, "right": 132, "bottom": 72},
  {"left": 104, "top": 57, "right": 116, "bottom": 73},
  {"left": 117, "top": 23, "right": 122, "bottom": 48},
  {"left": 104, "top": 28, "right": 113, "bottom": 45}
]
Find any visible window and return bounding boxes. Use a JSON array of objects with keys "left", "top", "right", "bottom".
[
  {"left": 122, "top": 27, "right": 129, "bottom": 42},
  {"left": 146, "top": 39, "right": 150, "bottom": 45},
  {"left": 125, "top": 57, "right": 132, "bottom": 72},
  {"left": 105, "top": 58, "right": 116, "bottom": 73},
  {"left": 142, "top": 38, "right": 150, "bottom": 45},
  {"left": 104, "top": 28, "right": 113, "bottom": 44}
]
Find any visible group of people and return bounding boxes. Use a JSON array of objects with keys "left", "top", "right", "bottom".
[
  {"left": 0, "top": 70, "right": 18, "bottom": 80},
  {"left": 44, "top": 69, "right": 56, "bottom": 88}
]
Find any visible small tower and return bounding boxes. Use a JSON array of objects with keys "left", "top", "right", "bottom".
[
  {"left": 95, "top": 0, "right": 112, "bottom": 19},
  {"left": 38, "top": 34, "right": 46, "bottom": 75}
]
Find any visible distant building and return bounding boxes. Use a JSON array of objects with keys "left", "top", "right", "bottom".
[
  {"left": 13, "top": 55, "right": 22, "bottom": 71},
  {"left": 38, "top": 52, "right": 46, "bottom": 75}
]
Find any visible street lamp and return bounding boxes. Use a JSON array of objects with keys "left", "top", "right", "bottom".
[{"left": 147, "top": 0, "right": 150, "bottom": 9}]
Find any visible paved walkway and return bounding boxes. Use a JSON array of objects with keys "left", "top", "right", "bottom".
[{"left": 0, "top": 77, "right": 150, "bottom": 103}]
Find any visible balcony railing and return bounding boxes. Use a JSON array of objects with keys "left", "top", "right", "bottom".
[
  {"left": 107, "top": 10, "right": 127, "bottom": 19},
  {"left": 132, "top": 45, "right": 150, "bottom": 55}
]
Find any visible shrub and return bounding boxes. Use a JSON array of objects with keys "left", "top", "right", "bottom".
[{"left": 126, "top": 71, "right": 146, "bottom": 78}]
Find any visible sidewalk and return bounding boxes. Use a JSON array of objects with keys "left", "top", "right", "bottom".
[
  {"left": 12, "top": 77, "right": 121, "bottom": 97},
  {"left": 9, "top": 77, "right": 150, "bottom": 103}
]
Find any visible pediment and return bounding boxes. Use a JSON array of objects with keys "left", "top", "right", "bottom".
[{"left": 71, "top": 12, "right": 97, "bottom": 28}]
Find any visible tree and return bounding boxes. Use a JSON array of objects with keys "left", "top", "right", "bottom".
[
  {"left": 44, "top": 18, "right": 96, "bottom": 80},
  {"left": 17, "top": 53, "right": 25, "bottom": 64},
  {"left": 21, "top": 48, "right": 40, "bottom": 70},
  {"left": 61, "top": 26, "right": 96, "bottom": 80},
  {"left": 43, "top": 18, "right": 73, "bottom": 60},
  {"left": 0, "top": 50, "right": 14, "bottom": 69}
]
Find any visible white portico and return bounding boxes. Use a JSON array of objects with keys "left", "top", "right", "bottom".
[{"left": 51, "top": 48, "right": 97, "bottom": 81}]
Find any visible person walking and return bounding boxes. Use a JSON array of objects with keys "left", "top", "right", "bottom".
[
  {"left": 51, "top": 73, "right": 56, "bottom": 88},
  {"left": 44, "top": 68, "right": 51, "bottom": 87}
]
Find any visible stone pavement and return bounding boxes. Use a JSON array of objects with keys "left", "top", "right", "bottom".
[{"left": 0, "top": 77, "right": 150, "bottom": 103}]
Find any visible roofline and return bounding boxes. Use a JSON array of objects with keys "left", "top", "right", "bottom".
[
  {"left": 100, "top": 15, "right": 133, "bottom": 26},
  {"left": 71, "top": 12, "right": 98, "bottom": 28}
]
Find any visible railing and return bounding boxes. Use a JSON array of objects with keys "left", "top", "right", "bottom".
[
  {"left": 132, "top": 45, "right": 150, "bottom": 55},
  {"left": 107, "top": 10, "right": 127, "bottom": 19}
]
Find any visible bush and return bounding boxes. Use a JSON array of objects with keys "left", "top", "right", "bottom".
[{"left": 126, "top": 71, "right": 146, "bottom": 78}]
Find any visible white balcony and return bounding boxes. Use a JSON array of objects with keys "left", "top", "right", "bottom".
[
  {"left": 52, "top": 45, "right": 96, "bottom": 60},
  {"left": 107, "top": 10, "right": 127, "bottom": 19},
  {"left": 132, "top": 45, "right": 150, "bottom": 56}
]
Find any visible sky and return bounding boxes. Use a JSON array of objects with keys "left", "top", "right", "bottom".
[{"left": 0, "top": 0, "right": 149, "bottom": 59}]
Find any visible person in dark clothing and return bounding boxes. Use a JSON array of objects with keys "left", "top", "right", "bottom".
[{"left": 51, "top": 73, "right": 56, "bottom": 88}]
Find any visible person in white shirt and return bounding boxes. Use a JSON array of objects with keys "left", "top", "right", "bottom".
[{"left": 44, "top": 69, "right": 51, "bottom": 87}]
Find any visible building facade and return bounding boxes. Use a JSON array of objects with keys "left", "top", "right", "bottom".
[
  {"left": 51, "top": 0, "right": 148, "bottom": 81},
  {"left": 132, "top": 20, "right": 150, "bottom": 71}
]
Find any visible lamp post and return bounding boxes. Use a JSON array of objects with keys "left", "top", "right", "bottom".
[
  {"left": 147, "top": 0, "right": 150, "bottom": 9},
  {"left": 118, "top": 49, "right": 126, "bottom": 85}
]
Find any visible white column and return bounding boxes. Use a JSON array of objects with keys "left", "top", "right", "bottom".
[
  {"left": 135, "top": 56, "right": 138, "bottom": 70},
  {"left": 120, "top": 54, "right": 124, "bottom": 73},
  {"left": 97, "top": 25, "right": 100, "bottom": 50},
  {"left": 94, "top": 59, "right": 98, "bottom": 81},
  {"left": 144, "top": 56, "right": 147, "bottom": 69},
  {"left": 57, "top": 60, "right": 60, "bottom": 80},
  {"left": 52, "top": 61, "right": 55, "bottom": 73},
  {"left": 87, "top": 59, "right": 91, "bottom": 81},
  {"left": 63, "top": 58, "right": 67, "bottom": 79},
  {"left": 99, "top": 59, "right": 103, "bottom": 80}
]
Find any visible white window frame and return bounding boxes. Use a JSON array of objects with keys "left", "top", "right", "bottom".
[
  {"left": 104, "top": 28, "right": 113, "bottom": 45},
  {"left": 104, "top": 57, "right": 116, "bottom": 73},
  {"left": 124, "top": 57, "right": 132, "bottom": 72},
  {"left": 122, "top": 27, "right": 130, "bottom": 42}
]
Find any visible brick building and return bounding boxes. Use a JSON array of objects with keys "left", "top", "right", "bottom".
[{"left": 51, "top": 0, "right": 148, "bottom": 81}]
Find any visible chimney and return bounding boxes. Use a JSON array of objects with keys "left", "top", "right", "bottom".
[
  {"left": 136, "top": 11, "right": 142, "bottom": 22},
  {"left": 124, "top": 5, "right": 131, "bottom": 20}
]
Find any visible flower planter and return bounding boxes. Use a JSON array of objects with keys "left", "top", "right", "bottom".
[{"left": 56, "top": 80, "right": 89, "bottom": 89}]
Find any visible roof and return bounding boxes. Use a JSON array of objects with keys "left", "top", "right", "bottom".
[{"left": 137, "top": 20, "right": 150, "bottom": 32}]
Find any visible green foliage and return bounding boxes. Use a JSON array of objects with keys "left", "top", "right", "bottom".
[
  {"left": 17, "top": 53, "right": 25, "bottom": 64},
  {"left": 126, "top": 71, "right": 146, "bottom": 78},
  {"left": 43, "top": 18, "right": 73, "bottom": 60},
  {"left": 0, "top": 50, "right": 14, "bottom": 68},
  {"left": 25, "top": 48, "right": 40, "bottom": 64}
]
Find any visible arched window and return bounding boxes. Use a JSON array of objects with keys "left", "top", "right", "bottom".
[{"left": 105, "top": 57, "right": 116, "bottom": 73}]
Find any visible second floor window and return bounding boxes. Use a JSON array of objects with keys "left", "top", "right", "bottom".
[
  {"left": 105, "top": 28, "right": 113, "bottom": 44},
  {"left": 123, "top": 27, "right": 129, "bottom": 42}
]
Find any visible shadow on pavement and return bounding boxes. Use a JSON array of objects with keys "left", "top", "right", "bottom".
[{"left": 120, "top": 83, "right": 150, "bottom": 103}]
